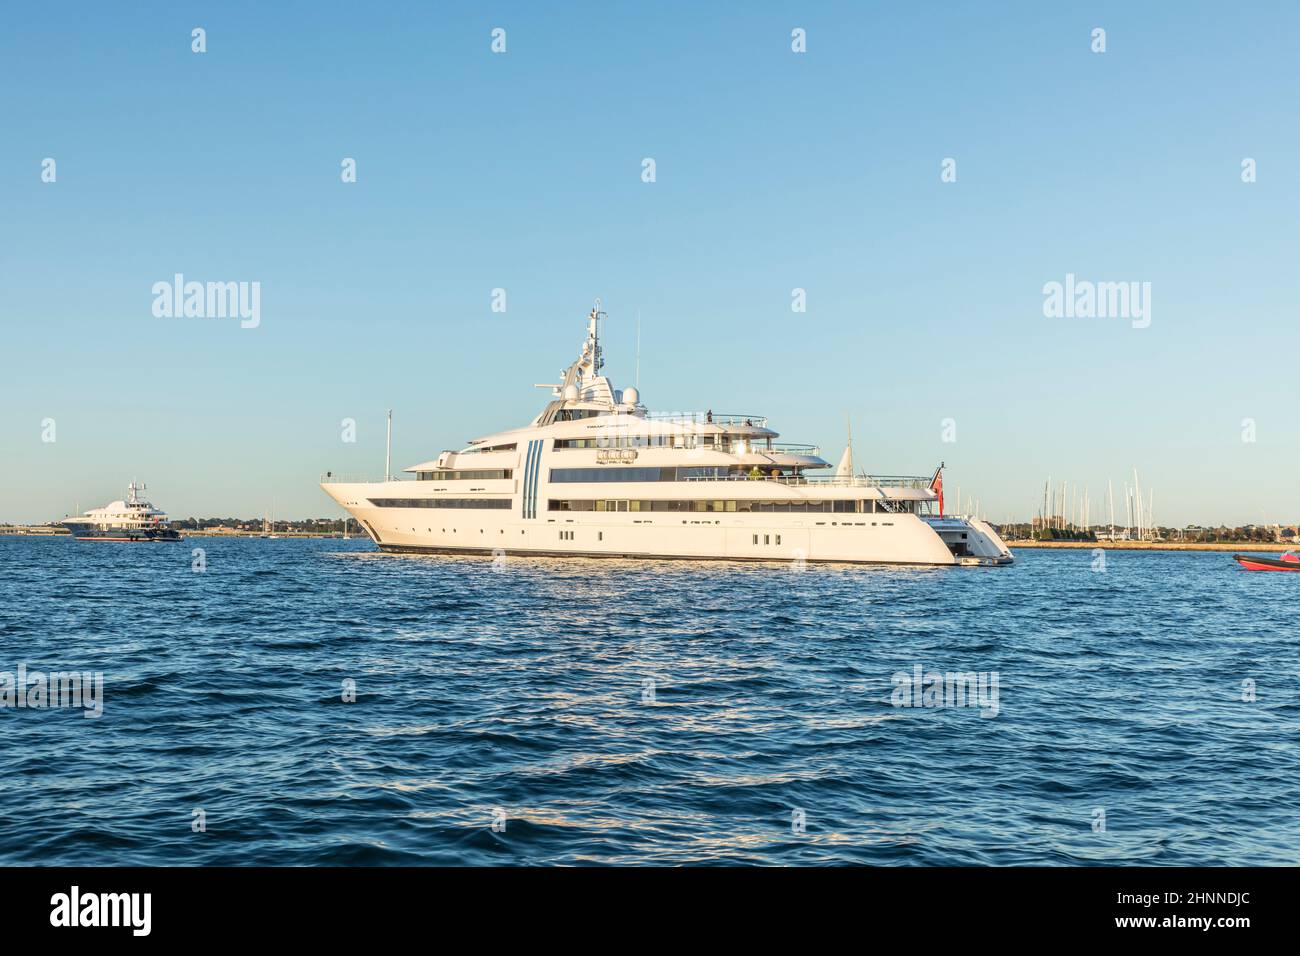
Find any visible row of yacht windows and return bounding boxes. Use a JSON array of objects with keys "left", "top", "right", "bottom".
[
  {"left": 550, "top": 467, "right": 755, "bottom": 483},
  {"left": 368, "top": 498, "right": 512, "bottom": 509},
  {"left": 414, "top": 470, "right": 513, "bottom": 481},
  {"left": 554, "top": 409, "right": 603, "bottom": 421},
  {"left": 554, "top": 436, "right": 765, "bottom": 450},
  {"left": 548, "top": 499, "right": 916, "bottom": 514},
  {"left": 459, "top": 443, "right": 517, "bottom": 454}
]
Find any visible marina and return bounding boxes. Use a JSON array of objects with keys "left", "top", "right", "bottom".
[{"left": 1007, "top": 540, "right": 1292, "bottom": 552}]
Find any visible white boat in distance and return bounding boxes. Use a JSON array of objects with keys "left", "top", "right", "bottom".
[
  {"left": 62, "top": 482, "right": 183, "bottom": 542},
  {"left": 322, "top": 303, "right": 1012, "bottom": 566}
]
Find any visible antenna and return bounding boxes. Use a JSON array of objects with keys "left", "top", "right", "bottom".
[
  {"left": 591, "top": 299, "right": 607, "bottom": 371},
  {"left": 635, "top": 309, "right": 641, "bottom": 389}
]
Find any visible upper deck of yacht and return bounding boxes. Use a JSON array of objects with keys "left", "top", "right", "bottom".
[
  {"left": 321, "top": 302, "right": 943, "bottom": 504},
  {"left": 64, "top": 482, "right": 170, "bottom": 526}
]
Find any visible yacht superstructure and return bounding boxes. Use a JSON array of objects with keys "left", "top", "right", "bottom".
[
  {"left": 62, "top": 482, "right": 182, "bottom": 542},
  {"left": 321, "top": 303, "right": 1012, "bottom": 566}
]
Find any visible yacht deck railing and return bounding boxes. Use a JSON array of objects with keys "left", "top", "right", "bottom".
[
  {"left": 682, "top": 474, "right": 934, "bottom": 490},
  {"left": 642, "top": 412, "right": 768, "bottom": 427},
  {"left": 320, "top": 474, "right": 406, "bottom": 484},
  {"left": 763, "top": 443, "right": 822, "bottom": 456}
]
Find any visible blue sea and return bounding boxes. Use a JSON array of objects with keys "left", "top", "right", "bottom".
[{"left": 0, "top": 537, "right": 1296, "bottom": 866}]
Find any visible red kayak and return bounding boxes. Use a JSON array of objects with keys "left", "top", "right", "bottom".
[{"left": 1234, "top": 551, "right": 1300, "bottom": 572}]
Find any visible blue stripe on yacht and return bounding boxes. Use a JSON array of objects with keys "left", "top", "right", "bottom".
[
  {"left": 528, "top": 440, "right": 544, "bottom": 518},
  {"left": 527, "top": 439, "right": 541, "bottom": 518},
  {"left": 529, "top": 440, "right": 542, "bottom": 518},
  {"left": 521, "top": 441, "right": 537, "bottom": 517}
]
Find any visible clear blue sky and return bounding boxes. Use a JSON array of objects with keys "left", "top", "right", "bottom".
[{"left": 2, "top": 2, "right": 1297, "bottom": 526}]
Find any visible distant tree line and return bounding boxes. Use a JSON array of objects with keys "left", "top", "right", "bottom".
[
  {"left": 996, "top": 523, "right": 1299, "bottom": 543},
  {"left": 170, "top": 517, "right": 360, "bottom": 533}
]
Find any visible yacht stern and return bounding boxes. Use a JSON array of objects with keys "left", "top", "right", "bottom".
[{"left": 921, "top": 514, "right": 1014, "bottom": 565}]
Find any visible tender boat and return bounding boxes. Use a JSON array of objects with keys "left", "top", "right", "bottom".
[
  {"left": 62, "top": 482, "right": 183, "bottom": 542},
  {"left": 321, "top": 301, "right": 1013, "bottom": 566},
  {"left": 1233, "top": 551, "right": 1300, "bottom": 572}
]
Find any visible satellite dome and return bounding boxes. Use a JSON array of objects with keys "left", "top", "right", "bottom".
[
  {"left": 623, "top": 386, "right": 639, "bottom": 405},
  {"left": 563, "top": 383, "right": 579, "bottom": 402}
]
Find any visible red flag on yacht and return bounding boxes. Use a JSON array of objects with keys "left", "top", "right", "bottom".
[{"left": 930, "top": 464, "right": 944, "bottom": 516}]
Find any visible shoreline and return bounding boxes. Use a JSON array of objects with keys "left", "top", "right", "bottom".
[{"left": 1007, "top": 540, "right": 1286, "bottom": 552}]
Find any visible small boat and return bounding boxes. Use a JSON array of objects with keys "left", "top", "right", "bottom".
[{"left": 1233, "top": 551, "right": 1300, "bottom": 572}]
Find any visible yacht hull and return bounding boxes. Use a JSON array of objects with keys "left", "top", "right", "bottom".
[
  {"left": 70, "top": 529, "right": 183, "bottom": 542},
  {"left": 375, "top": 544, "right": 956, "bottom": 566},
  {"left": 323, "top": 482, "right": 1009, "bottom": 567}
]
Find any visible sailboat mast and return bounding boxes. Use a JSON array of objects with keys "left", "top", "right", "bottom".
[
  {"left": 1108, "top": 479, "right": 1115, "bottom": 539},
  {"left": 1133, "top": 468, "right": 1142, "bottom": 541},
  {"left": 1042, "top": 477, "right": 1050, "bottom": 535}
]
